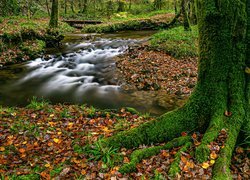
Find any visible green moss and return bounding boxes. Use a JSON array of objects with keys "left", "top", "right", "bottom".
[
  {"left": 119, "top": 136, "right": 191, "bottom": 174},
  {"left": 82, "top": 18, "right": 171, "bottom": 33},
  {"left": 150, "top": 26, "right": 198, "bottom": 58},
  {"left": 19, "top": 40, "right": 45, "bottom": 58},
  {"left": 102, "top": 101, "right": 204, "bottom": 149},
  {"left": 168, "top": 142, "right": 192, "bottom": 177}
]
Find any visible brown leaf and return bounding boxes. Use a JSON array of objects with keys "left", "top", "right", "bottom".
[
  {"left": 224, "top": 111, "right": 232, "bottom": 117},
  {"left": 59, "top": 167, "right": 70, "bottom": 176}
]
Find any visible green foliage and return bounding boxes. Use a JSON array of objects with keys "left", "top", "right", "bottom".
[
  {"left": 82, "top": 18, "right": 168, "bottom": 33},
  {"left": 150, "top": 26, "right": 198, "bottom": 58},
  {"left": 26, "top": 97, "right": 49, "bottom": 110},
  {"left": 87, "top": 140, "right": 118, "bottom": 167},
  {"left": 20, "top": 40, "right": 45, "bottom": 58}
]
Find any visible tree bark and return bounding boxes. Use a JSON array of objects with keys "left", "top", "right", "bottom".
[
  {"left": 49, "top": 0, "right": 59, "bottom": 28},
  {"left": 181, "top": 0, "right": 191, "bottom": 31},
  {"left": 46, "top": 0, "right": 51, "bottom": 16},
  {"left": 100, "top": 0, "right": 249, "bottom": 178}
]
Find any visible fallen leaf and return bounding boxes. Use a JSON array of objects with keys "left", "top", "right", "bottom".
[
  {"left": 210, "top": 160, "right": 215, "bottom": 165},
  {"left": 81, "top": 169, "right": 86, "bottom": 175},
  {"left": 202, "top": 162, "right": 210, "bottom": 169},
  {"left": 181, "top": 132, "right": 188, "bottom": 136},
  {"left": 0, "top": 147, "right": 5, "bottom": 151},
  {"left": 45, "top": 163, "right": 51, "bottom": 168},
  {"left": 19, "top": 148, "right": 26, "bottom": 153},
  {"left": 53, "top": 138, "right": 60, "bottom": 143},
  {"left": 210, "top": 151, "right": 218, "bottom": 160},
  {"left": 59, "top": 167, "right": 70, "bottom": 176},
  {"left": 224, "top": 111, "right": 232, "bottom": 117}
]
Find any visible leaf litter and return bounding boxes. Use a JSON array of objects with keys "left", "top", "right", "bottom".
[{"left": 0, "top": 45, "right": 249, "bottom": 179}]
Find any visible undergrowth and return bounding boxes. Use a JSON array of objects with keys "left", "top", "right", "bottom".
[{"left": 150, "top": 26, "right": 198, "bottom": 58}]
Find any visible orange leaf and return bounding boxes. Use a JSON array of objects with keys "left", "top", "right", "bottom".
[
  {"left": 181, "top": 156, "right": 187, "bottom": 164},
  {"left": 40, "top": 171, "right": 50, "bottom": 179},
  {"left": 123, "top": 157, "right": 130, "bottom": 163},
  {"left": 186, "top": 161, "right": 194, "bottom": 169},
  {"left": 210, "top": 151, "right": 218, "bottom": 160},
  {"left": 181, "top": 132, "right": 187, "bottom": 136},
  {"left": 0, "top": 147, "right": 5, "bottom": 152},
  {"left": 161, "top": 150, "right": 170, "bottom": 157},
  {"left": 192, "top": 133, "right": 197, "bottom": 139},
  {"left": 48, "top": 142, "right": 53, "bottom": 147},
  {"left": 19, "top": 148, "right": 26, "bottom": 153},
  {"left": 81, "top": 169, "right": 86, "bottom": 175},
  {"left": 73, "top": 158, "right": 81, "bottom": 164}
]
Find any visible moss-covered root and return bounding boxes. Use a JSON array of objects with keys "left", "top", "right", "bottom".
[
  {"left": 119, "top": 136, "right": 191, "bottom": 174},
  {"left": 168, "top": 142, "right": 192, "bottom": 177},
  {"left": 102, "top": 106, "right": 200, "bottom": 150},
  {"left": 195, "top": 114, "right": 224, "bottom": 162},
  {"left": 212, "top": 123, "right": 242, "bottom": 180}
]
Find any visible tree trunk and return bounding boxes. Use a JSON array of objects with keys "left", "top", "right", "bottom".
[
  {"left": 45, "top": 0, "right": 51, "bottom": 16},
  {"left": 64, "top": 0, "right": 67, "bottom": 14},
  {"left": 181, "top": 0, "right": 191, "bottom": 31},
  {"left": 49, "top": 0, "right": 59, "bottom": 28},
  {"left": 100, "top": 0, "right": 249, "bottom": 178},
  {"left": 70, "top": 0, "right": 75, "bottom": 13}
]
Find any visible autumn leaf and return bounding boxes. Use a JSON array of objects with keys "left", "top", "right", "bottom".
[
  {"left": 45, "top": 163, "right": 51, "bottom": 168},
  {"left": 19, "top": 148, "right": 26, "bottom": 153},
  {"left": 48, "top": 142, "right": 53, "bottom": 146},
  {"left": 210, "top": 160, "right": 215, "bottom": 165},
  {"left": 123, "top": 157, "right": 130, "bottom": 163},
  {"left": 210, "top": 151, "right": 218, "bottom": 160},
  {"left": 202, "top": 162, "right": 210, "bottom": 169},
  {"left": 81, "top": 169, "right": 86, "bottom": 175},
  {"left": 224, "top": 111, "right": 232, "bottom": 117},
  {"left": 161, "top": 150, "right": 170, "bottom": 157},
  {"left": 181, "top": 156, "right": 188, "bottom": 163},
  {"left": 53, "top": 138, "right": 60, "bottom": 143},
  {"left": 181, "top": 132, "right": 188, "bottom": 136},
  {"left": 0, "top": 147, "right": 5, "bottom": 151},
  {"left": 40, "top": 171, "right": 50, "bottom": 179}
]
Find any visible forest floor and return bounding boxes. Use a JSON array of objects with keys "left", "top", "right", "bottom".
[
  {"left": 0, "top": 16, "right": 249, "bottom": 179},
  {"left": 0, "top": 45, "right": 249, "bottom": 179},
  {"left": 0, "top": 103, "right": 249, "bottom": 179}
]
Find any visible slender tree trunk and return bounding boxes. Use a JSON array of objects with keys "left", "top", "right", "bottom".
[
  {"left": 49, "top": 0, "right": 59, "bottom": 28},
  {"left": 64, "top": 0, "right": 67, "bottom": 14},
  {"left": 174, "top": 0, "right": 178, "bottom": 15},
  {"left": 181, "top": 0, "right": 191, "bottom": 31},
  {"left": 45, "top": 0, "right": 51, "bottom": 16},
  {"left": 70, "top": 0, "right": 75, "bottom": 13}
]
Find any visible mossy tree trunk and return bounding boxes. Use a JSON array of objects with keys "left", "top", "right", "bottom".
[
  {"left": 100, "top": 0, "right": 249, "bottom": 178},
  {"left": 49, "top": 0, "right": 59, "bottom": 28},
  {"left": 181, "top": 0, "right": 191, "bottom": 31}
]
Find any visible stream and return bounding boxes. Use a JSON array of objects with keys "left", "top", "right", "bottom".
[{"left": 0, "top": 30, "right": 181, "bottom": 115}]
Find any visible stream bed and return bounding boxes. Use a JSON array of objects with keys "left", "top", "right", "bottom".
[{"left": 0, "top": 30, "right": 182, "bottom": 115}]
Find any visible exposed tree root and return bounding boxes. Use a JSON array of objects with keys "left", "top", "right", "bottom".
[
  {"left": 119, "top": 136, "right": 192, "bottom": 174},
  {"left": 195, "top": 113, "right": 225, "bottom": 162},
  {"left": 168, "top": 141, "right": 192, "bottom": 177},
  {"left": 102, "top": 100, "right": 204, "bottom": 149},
  {"left": 212, "top": 119, "right": 243, "bottom": 179}
]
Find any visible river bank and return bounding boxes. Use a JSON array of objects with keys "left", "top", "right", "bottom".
[{"left": 0, "top": 17, "right": 74, "bottom": 66}]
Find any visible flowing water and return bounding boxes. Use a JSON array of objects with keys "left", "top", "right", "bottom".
[{"left": 0, "top": 31, "right": 183, "bottom": 115}]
